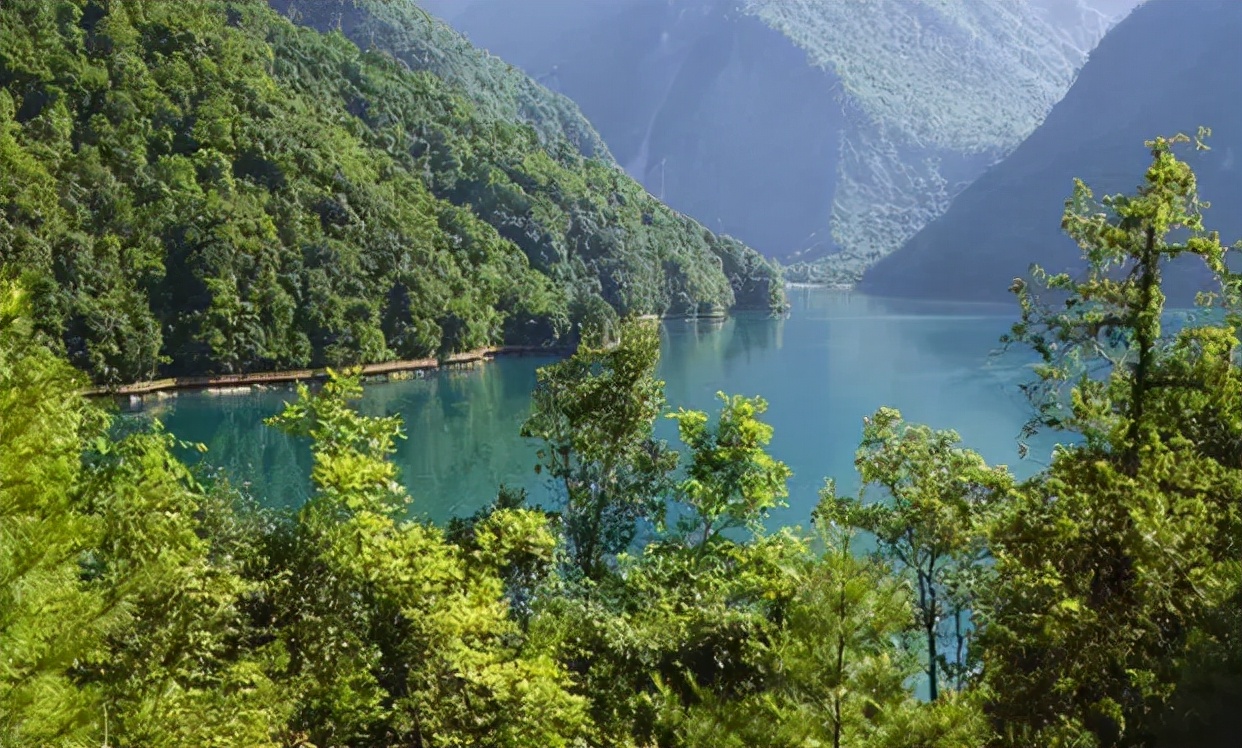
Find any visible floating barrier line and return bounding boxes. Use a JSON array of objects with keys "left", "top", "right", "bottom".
[{"left": 83, "top": 345, "right": 563, "bottom": 398}]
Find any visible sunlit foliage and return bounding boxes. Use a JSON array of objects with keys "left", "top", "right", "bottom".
[{"left": 0, "top": 0, "right": 781, "bottom": 385}]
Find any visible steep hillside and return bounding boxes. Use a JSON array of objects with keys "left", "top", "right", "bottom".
[
  {"left": 429, "top": 0, "right": 1136, "bottom": 276},
  {"left": 0, "top": 0, "right": 780, "bottom": 385},
  {"left": 273, "top": 0, "right": 784, "bottom": 309},
  {"left": 755, "top": 0, "right": 1135, "bottom": 281},
  {"left": 427, "top": 0, "right": 845, "bottom": 261},
  {"left": 276, "top": 0, "right": 612, "bottom": 160},
  {"left": 862, "top": 0, "right": 1242, "bottom": 301}
]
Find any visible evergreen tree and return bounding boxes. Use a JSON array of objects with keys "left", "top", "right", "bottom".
[
  {"left": 982, "top": 132, "right": 1242, "bottom": 746},
  {"left": 522, "top": 318, "right": 677, "bottom": 579},
  {"left": 665, "top": 521, "right": 916, "bottom": 748}
]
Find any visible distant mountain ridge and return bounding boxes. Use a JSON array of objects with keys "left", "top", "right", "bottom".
[
  {"left": 753, "top": 0, "right": 1140, "bottom": 281},
  {"left": 862, "top": 0, "right": 1242, "bottom": 301},
  {"left": 423, "top": 0, "right": 846, "bottom": 261},
  {"left": 422, "top": 0, "right": 1138, "bottom": 280}
]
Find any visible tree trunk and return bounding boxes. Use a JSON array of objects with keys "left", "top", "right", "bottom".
[
  {"left": 834, "top": 560, "right": 847, "bottom": 748},
  {"left": 1125, "top": 225, "right": 1159, "bottom": 472},
  {"left": 918, "top": 567, "right": 939, "bottom": 701},
  {"left": 954, "top": 607, "right": 966, "bottom": 691}
]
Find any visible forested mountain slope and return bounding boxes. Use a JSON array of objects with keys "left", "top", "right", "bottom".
[
  {"left": 428, "top": 0, "right": 1136, "bottom": 278},
  {"left": 754, "top": 0, "right": 1138, "bottom": 281},
  {"left": 275, "top": 0, "right": 613, "bottom": 160},
  {"left": 424, "top": 0, "right": 847, "bottom": 262},
  {"left": 862, "top": 0, "right": 1242, "bottom": 301},
  {"left": 0, "top": 0, "right": 780, "bottom": 385}
]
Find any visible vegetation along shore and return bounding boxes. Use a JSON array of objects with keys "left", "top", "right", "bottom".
[{"left": 2, "top": 0, "right": 1239, "bottom": 745}]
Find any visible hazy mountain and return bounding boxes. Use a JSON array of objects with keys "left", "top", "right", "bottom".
[
  {"left": 755, "top": 0, "right": 1141, "bottom": 280},
  {"left": 421, "top": 0, "right": 1138, "bottom": 277},
  {"left": 423, "top": 0, "right": 845, "bottom": 262},
  {"left": 862, "top": 0, "right": 1242, "bottom": 301}
]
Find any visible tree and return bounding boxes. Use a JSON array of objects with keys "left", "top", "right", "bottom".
[
  {"left": 525, "top": 390, "right": 789, "bottom": 746},
  {"left": 79, "top": 423, "right": 287, "bottom": 748},
  {"left": 980, "top": 444, "right": 1239, "bottom": 747},
  {"left": 982, "top": 132, "right": 1242, "bottom": 746},
  {"left": 266, "top": 371, "right": 589, "bottom": 747},
  {"left": 759, "top": 519, "right": 916, "bottom": 748},
  {"left": 820, "top": 407, "right": 1013, "bottom": 702},
  {"left": 521, "top": 317, "right": 677, "bottom": 579},
  {"left": 659, "top": 515, "right": 959, "bottom": 748},
  {"left": 0, "top": 279, "right": 105, "bottom": 746},
  {"left": 1004, "top": 128, "right": 1234, "bottom": 464},
  {"left": 668, "top": 392, "right": 792, "bottom": 553}
]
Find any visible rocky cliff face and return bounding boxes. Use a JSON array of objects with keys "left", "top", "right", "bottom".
[
  {"left": 862, "top": 0, "right": 1242, "bottom": 301},
  {"left": 423, "top": 0, "right": 1138, "bottom": 275}
]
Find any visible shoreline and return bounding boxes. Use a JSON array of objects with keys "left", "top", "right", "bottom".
[
  {"left": 85, "top": 345, "right": 563, "bottom": 402},
  {"left": 87, "top": 306, "right": 773, "bottom": 403},
  {"left": 784, "top": 281, "right": 856, "bottom": 290}
]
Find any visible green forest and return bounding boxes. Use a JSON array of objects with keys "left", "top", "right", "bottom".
[
  {"left": 4, "top": 119, "right": 1242, "bottom": 747},
  {"left": 3, "top": 0, "right": 1242, "bottom": 746},
  {"left": 0, "top": 0, "right": 782, "bottom": 386}
]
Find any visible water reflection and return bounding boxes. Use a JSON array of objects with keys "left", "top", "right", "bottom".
[
  {"left": 659, "top": 290, "right": 1054, "bottom": 528},
  {"left": 144, "top": 288, "right": 1052, "bottom": 528}
]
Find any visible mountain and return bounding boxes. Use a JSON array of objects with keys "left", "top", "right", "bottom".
[
  {"left": 753, "top": 0, "right": 1139, "bottom": 280},
  {"left": 276, "top": 0, "right": 613, "bottom": 160},
  {"left": 425, "top": 0, "right": 1137, "bottom": 277},
  {"left": 0, "top": 0, "right": 780, "bottom": 385},
  {"left": 861, "top": 0, "right": 1242, "bottom": 301},
  {"left": 271, "top": 0, "right": 784, "bottom": 306},
  {"left": 424, "top": 0, "right": 846, "bottom": 262}
]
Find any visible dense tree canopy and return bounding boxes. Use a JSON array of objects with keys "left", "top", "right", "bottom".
[
  {"left": 982, "top": 132, "right": 1242, "bottom": 747},
  {"left": 2, "top": 17, "right": 1240, "bottom": 741},
  {"left": 0, "top": 0, "right": 782, "bottom": 385}
]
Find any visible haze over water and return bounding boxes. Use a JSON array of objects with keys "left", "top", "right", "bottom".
[{"left": 146, "top": 287, "right": 1057, "bottom": 526}]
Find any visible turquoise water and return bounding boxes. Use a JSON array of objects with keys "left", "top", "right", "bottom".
[{"left": 138, "top": 288, "right": 1058, "bottom": 527}]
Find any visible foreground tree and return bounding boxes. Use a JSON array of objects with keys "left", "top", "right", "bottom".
[
  {"left": 821, "top": 408, "right": 1013, "bottom": 701},
  {"left": 668, "top": 392, "right": 792, "bottom": 553},
  {"left": 982, "top": 132, "right": 1242, "bottom": 746},
  {"left": 265, "top": 372, "right": 590, "bottom": 747},
  {"left": 661, "top": 526, "right": 916, "bottom": 748},
  {"left": 659, "top": 511, "right": 991, "bottom": 748},
  {"left": 1004, "top": 128, "right": 1235, "bottom": 459},
  {"left": 81, "top": 423, "right": 287, "bottom": 747},
  {"left": 0, "top": 281, "right": 105, "bottom": 745},
  {"left": 522, "top": 318, "right": 677, "bottom": 579},
  {"left": 2, "top": 278, "right": 286, "bottom": 746},
  {"left": 526, "top": 389, "right": 792, "bottom": 746}
]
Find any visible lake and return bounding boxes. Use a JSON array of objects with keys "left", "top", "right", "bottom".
[{"left": 136, "top": 287, "right": 1059, "bottom": 527}]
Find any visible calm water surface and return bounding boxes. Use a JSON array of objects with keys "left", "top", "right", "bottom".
[{"left": 141, "top": 288, "right": 1058, "bottom": 526}]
